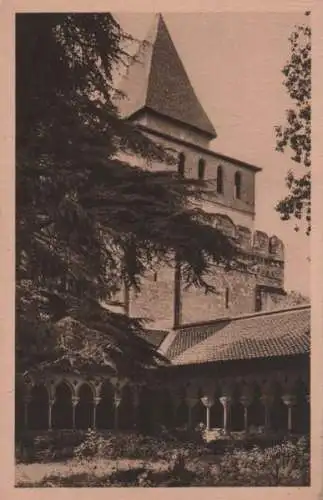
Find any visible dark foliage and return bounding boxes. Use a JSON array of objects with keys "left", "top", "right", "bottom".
[
  {"left": 16, "top": 13, "right": 236, "bottom": 374},
  {"left": 275, "top": 12, "right": 311, "bottom": 235}
]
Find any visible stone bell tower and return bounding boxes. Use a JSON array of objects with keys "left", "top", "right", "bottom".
[{"left": 113, "top": 14, "right": 285, "bottom": 329}]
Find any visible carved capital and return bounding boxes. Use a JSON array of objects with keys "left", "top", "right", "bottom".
[
  {"left": 93, "top": 380, "right": 103, "bottom": 399},
  {"left": 111, "top": 377, "right": 128, "bottom": 390},
  {"left": 201, "top": 395, "right": 215, "bottom": 408},
  {"left": 114, "top": 392, "right": 122, "bottom": 408},
  {"left": 219, "top": 396, "right": 232, "bottom": 407},
  {"left": 240, "top": 395, "right": 252, "bottom": 408},
  {"left": 282, "top": 394, "right": 297, "bottom": 407},
  {"left": 71, "top": 396, "right": 79, "bottom": 407}
]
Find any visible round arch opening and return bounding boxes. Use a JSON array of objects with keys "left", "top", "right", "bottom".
[
  {"left": 75, "top": 383, "right": 94, "bottom": 430},
  {"left": 52, "top": 381, "right": 73, "bottom": 430}
]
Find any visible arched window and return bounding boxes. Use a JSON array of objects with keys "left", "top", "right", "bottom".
[
  {"left": 225, "top": 287, "right": 230, "bottom": 309},
  {"left": 255, "top": 286, "right": 262, "bottom": 312},
  {"left": 178, "top": 152, "right": 185, "bottom": 178},
  {"left": 198, "top": 158, "right": 206, "bottom": 180},
  {"left": 216, "top": 165, "right": 223, "bottom": 194},
  {"left": 234, "top": 171, "right": 242, "bottom": 199}
]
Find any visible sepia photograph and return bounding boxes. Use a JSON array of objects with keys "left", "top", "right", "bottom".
[{"left": 14, "top": 10, "right": 311, "bottom": 487}]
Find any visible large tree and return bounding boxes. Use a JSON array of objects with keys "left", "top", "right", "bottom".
[
  {"left": 275, "top": 12, "right": 311, "bottom": 235},
  {"left": 16, "top": 13, "right": 235, "bottom": 376}
]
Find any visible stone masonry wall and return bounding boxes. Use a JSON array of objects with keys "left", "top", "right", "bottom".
[
  {"left": 128, "top": 260, "right": 286, "bottom": 329},
  {"left": 113, "top": 111, "right": 285, "bottom": 329},
  {"left": 128, "top": 127, "right": 257, "bottom": 227},
  {"left": 128, "top": 264, "right": 176, "bottom": 330}
]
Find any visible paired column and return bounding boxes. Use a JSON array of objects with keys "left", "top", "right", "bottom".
[
  {"left": 93, "top": 397, "right": 101, "bottom": 429},
  {"left": 71, "top": 396, "right": 79, "bottom": 429},
  {"left": 23, "top": 394, "right": 32, "bottom": 429},
  {"left": 240, "top": 395, "right": 252, "bottom": 432},
  {"left": 282, "top": 394, "right": 297, "bottom": 433},
  {"left": 132, "top": 386, "right": 141, "bottom": 430},
  {"left": 220, "top": 396, "right": 232, "bottom": 434},
  {"left": 114, "top": 390, "right": 122, "bottom": 430},
  {"left": 260, "top": 394, "right": 273, "bottom": 431},
  {"left": 186, "top": 397, "right": 199, "bottom": 429},
  {"left": 200, "top": 396, "right": 215, "bottom": 431},
  {"left": 48, "top": 399, "right": 55, "bottom": 430}
]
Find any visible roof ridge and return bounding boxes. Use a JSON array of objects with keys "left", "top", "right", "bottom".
[
  {"left": 158, "top": 328, "right": 178, "bottom": 355},
  {"left": 174, "top": 304, "right": 311, "bottom": 331}
]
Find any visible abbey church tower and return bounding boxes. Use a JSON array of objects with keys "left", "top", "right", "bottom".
[{"left": 115, "top": 14, "right": 285, "bottom": 329}]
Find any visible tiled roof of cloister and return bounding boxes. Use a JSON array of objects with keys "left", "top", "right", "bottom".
[{"left": 165, "top": 305, "right": 310, "bottom": 365}]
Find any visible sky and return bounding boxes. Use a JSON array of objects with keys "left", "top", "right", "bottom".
[{"left": 115, "top": 12, "right": 310, "bottom": 296}]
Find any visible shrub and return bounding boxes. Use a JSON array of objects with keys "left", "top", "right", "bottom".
[
  {"left": 16, "top": 430, "right": 88, "bottom": 462},
  {"left": 168, "top": 424, "right": 206, "bottom": 444},
  {"left": 73, "top": 430, "right": 208, "bottom": 462},
  {"left": 216, "top": 437, "right": 310, "bottom": 486},
  {"left": 74, "top": 429, "right": 107, "bottom": 460}
]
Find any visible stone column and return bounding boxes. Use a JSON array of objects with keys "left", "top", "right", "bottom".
[
  {"left": 282, "top": 394, "right": 297, "bottom": 433},
  {"left": 206, "top": 407, "right": 210, "bottom": 432},
  {"left": 48, "top": 399, "right": 55, "bottom": 430},
  {"left": 240, "top": 395, "right": 252, "bottom": 433},
  {"left": 186, "top": 397, "right": 198, "bottom": 429},
  {"left": 132, "top": 386, "right": 140, "bottom": 430},
  {"left": 220, "top": 396, "right": 232, "bottom": 434},
  {"left": 201, "top": 396, "right": 214, "bottom": 431},
  {"left": 93, "top": 397, "right": 101, "bottom": 429},
  {"left": 114, "top": 391, "right": 122, "bottom": 431},
  {"left": 260, "top": 394, "right": 273, "bottom": 432},
  {"left": 23, "top": 395, "right": 32, "bottom": 429},
  {"left": 72, "top": 397, "right": 79, "bottom": 429},
  {"left": 124, "top": 282, "right": 130, "bottom": 316}
]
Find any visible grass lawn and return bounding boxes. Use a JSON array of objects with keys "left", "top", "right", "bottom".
[{"left": 15, "top": 458, "right": 167, "bottom": 485}]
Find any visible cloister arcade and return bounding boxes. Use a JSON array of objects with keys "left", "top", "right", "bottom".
[{"left": 16, "top": 370, "right": 310, "bottom": 436}]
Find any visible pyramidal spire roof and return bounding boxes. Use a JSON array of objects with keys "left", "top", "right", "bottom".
[{"left": 117, "top": 14, "right": 217, "bottom": 139}]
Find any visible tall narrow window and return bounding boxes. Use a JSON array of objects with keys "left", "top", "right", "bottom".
[
  {"left": 225, "top": 287, "right": 229, "bottom": 309},
  {"left": 178, "top": 152, "right": 185, "bottom": 178},
  {"left": 216, "top": 165, "right": 223, "bottom": 194},
  {"left": 255, "top": 287, "right": 262, "bottom": 312},
  {"left": 234, "top": 171, "right": 242, "bottom": 199},
  {"left": 198, "top": 158, "right": 206, "bottom": 180}
]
